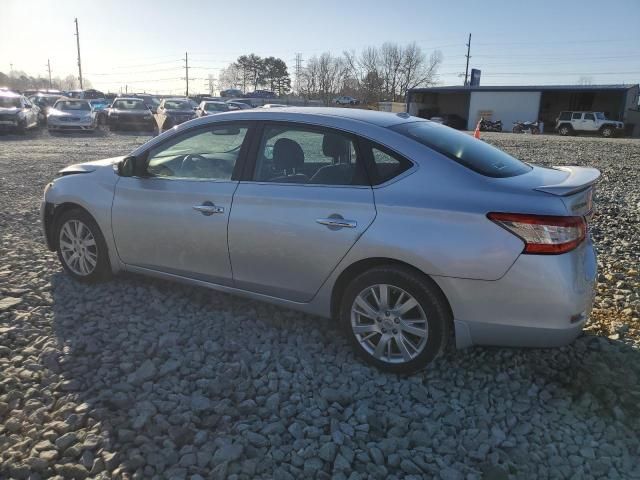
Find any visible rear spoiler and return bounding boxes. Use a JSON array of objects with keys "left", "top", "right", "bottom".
[{"left": 534, "top": 166, "right": 600, "bottom": 196}]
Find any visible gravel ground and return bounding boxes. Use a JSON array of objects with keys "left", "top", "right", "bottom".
[{"left": 0, "top": 129, "right": 639, "bottom": 480}]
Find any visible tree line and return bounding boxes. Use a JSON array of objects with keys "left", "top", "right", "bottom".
[
  {"left": 0, "top": 71, "right": 92, "bottom": 92},
  {"left": 218, "top": 55, "right": 292, "bottom": 96},
  {"left": 218, "top": 42, "right": 441, "bottom": 105}
]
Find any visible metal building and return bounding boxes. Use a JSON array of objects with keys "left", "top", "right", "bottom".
[{"left": 406, "top": 84, "right": 640, "bottom": 136}]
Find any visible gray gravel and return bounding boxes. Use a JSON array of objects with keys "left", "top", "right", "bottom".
[{"left": 1, "top": 129, "right": 639, "bottom": 479}]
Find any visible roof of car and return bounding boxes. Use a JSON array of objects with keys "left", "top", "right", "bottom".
[
  {"left": 115, "top": 97, "right": 145, "bottom": 102},
  {"left": 208, "top": 107, "right": 415, "bottom": 127},
  {"left": 0, "top": 91, "right": 21, "bottom": 98}
]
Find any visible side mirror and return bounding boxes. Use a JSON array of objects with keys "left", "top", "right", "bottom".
[{"left": 118, "top": 155, "right": 137, "bottom": 177}]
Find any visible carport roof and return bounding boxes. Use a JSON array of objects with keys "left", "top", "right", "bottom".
[{"left": 409, "top": 84, "right": 639, "bottom": 94}]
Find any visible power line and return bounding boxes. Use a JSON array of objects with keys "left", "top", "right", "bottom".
[
  {"left": 183, "top": 52, "right": 189, "bottom": 96},
  {"left": 463, "top": 33, "right": 471, "bottom": 86},
  {"left": 74, "top": 18, "right": 83, "bottom": 89},
  {"left": 46, "top": 59, "right": 52, "bottom": 89}
]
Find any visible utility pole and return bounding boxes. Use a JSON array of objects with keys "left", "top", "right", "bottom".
[
  {"left": 46, "top": 59, "right": 52, "bottom": 89},
  {"left": 183, "top": 52, "right": 189, "bottom": 97},
  {"left": 74, "top": 18, "right": 83, "bottom": 89},
  {"left": 294, "top": 53, "right": 303, "bottom": 95},
  {"left": 10, "top": 63, "right": 14, "bottom": 72},
  {"left": 464, "top": 33, "right": 471, "bottom": 86}
]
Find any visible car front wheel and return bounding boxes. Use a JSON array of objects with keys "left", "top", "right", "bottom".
[
  {"left": 340, "top": 266, "right": 450, "bottom": 373},
  {"left": 56, "top": 209, "right": 111, "bottom": 283}
]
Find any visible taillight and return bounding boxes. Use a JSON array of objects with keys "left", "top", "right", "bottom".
[{"left": 488, "top": 212, "right": 586, "bottom": 254}]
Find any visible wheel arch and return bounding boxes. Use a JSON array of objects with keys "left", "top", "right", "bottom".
[
  {"left": 330, "top": 257, "right": 453, "bottom": 325},
  {"left": 45, "top": 202, "right": 96, "bottom": 251}
]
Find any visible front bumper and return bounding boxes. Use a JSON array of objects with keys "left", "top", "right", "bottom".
[
  {"left": 109, "top": 115, "right": 155, "bottom": 129},
  {"left": 48, "top": 119, "right": 96, "bottom": 131},
  {"left": 0, "top": 118, "right": 19, "bottom": 129},
  {"left": 435, "top": 238, "right": 597, "bottom": 349}
]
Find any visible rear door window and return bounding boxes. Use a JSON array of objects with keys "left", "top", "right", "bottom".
[
  {"left": 572, "top": 112, "right": 583, "bottom": 120},
  {"left": 584, "top": 113, "right": 595, "bottom": 121},
  {"left": 390, "top": 121, "right": 531, "bottom": 178}
]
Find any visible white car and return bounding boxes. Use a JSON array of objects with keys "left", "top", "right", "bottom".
[
  {"left": 334, "top": 96, "right": 360, "bottom": 105},
  {"left": 556, "top": 111, "right": 624, "bottom": 138},
  {"left": 195, "top": 101, "right": 230, "bottom": 117},
  {"left": 47, "top": 99, "right": 97, "bottom": 133}
]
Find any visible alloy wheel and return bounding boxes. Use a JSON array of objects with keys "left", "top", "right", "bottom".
[
  {"left": 351, "top": 284, "right": 429, "bottom": 364},
  {"left": 59, "top": 219, "right": 98, "bottom": 276}
]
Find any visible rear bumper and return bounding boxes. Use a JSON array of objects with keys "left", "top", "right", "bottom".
[{"left": 434, "top": 238, "right": 597, "bottom": 348}]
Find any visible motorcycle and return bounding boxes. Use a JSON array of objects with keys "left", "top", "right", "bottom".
[
  {"left": 479, "top": 118, "right": 503, "bottom": 132},
  {"left": 512, "top": 121, "right": 540, "bottom": 134}
]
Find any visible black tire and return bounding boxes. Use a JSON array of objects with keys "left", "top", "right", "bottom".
[
  {"left": 601, "top": 126, "right": 614, "bottom": 138},
  {"left": 531, "top": 126, "right": 540, "bottom": 135},
  {"left": 558, "top": 124, "right": 572, "bottom": 136},
  {"left": 512, "top": 126, "right": 521, "bottom": 134},
  {"left": 339, "top": 266, "right": 451, "bottom": 374},
  {"left": 55, "top": 208, "right": 111, "bottom": 283}
]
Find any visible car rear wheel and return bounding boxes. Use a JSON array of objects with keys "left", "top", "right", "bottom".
[
  {"left": 558, "top": 124, "right": 572, "bottom": 136},
  {"left": 601, "top": 126, "right": 613, "bottom": 138},
  {"left": 340, "top": 266, "right": 450, "bottom": 373},
  {"left": 56, "top": 209, "right": 111, "bottom": 283}
]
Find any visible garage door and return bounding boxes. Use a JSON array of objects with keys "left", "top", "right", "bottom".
[{"left": 468, "top": 91, "right": 541, "bottom": 131}]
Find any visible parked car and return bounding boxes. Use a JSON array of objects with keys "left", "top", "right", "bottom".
[
  {"left": 118, "top": 93, "right": 161, "bottom": 114},
  {"left": 430, "top": 114, "right": 467, "bottom": 130},
  {"left": 88, "top": 99, "right": 111, "bottom": 125},
  {"left": 0, "top": 91, "right": 39, "bottom": 134},
  {"left": 156, "top": 98, "right": 197, "bottom": 130},
  {"left": 262, "top": 104, "right": 289, "bottom": 108},
  {"left": 334, "top": 96, "right": 360, "bottom": 105},
  {"left": 47, "top": 99, "right": 97, "bottom": 133},
  {"left": 195, "top": 100, "right": 229, "bottom": 117},
  {"left": 220, "top": 88, "right": 244, "bottom": 98},
  {"left": 40, "top": 108, "right": 600, "bottom": 373},
  {"left": 245, "top": 90, "right": 277, "bottom": 99},
  {"left": 107, "top": 98, "right": 155, "bottom": 131},
  {"left": 29, "top": 93, "right": 64, "bottom": 124},
  {"left": 226, "top": 101, "right": 252, "bottom": 110},
  {"left": 555, "top": 111, "right": 624, "bottom": 138}
]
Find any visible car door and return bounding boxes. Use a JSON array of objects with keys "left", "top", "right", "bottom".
[
  {"left": 583, "top": 112, "right": 597, "bottom": 131},
  {"left": 572, "top": 112, "right": 584, "bottom": 130},
  {"left": 228, "top": 122, "right": 376, "bottom": 302},
  {"left": 112, "top": 122, "right": 251, "bottom": 285}
]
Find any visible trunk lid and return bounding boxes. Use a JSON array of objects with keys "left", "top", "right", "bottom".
[{"left": 534, "top": 166, "right": 599, "bottom": 217}]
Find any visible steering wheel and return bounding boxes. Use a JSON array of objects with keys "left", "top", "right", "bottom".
[{"left": 180, "top": 154, "right": 208, "bottom": 176}]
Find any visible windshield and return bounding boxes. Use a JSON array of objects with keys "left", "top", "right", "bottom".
[
  {"left": 0, "top": 97, "right": 21, "bottom": 108},
  {"left": 164, "top": 100, "right": 191, "bottom": 110},
  {"left": 55, "top": 100, "right": 91, "bottom": 111},
  {"left": 595, "top": 112, "right": 605, "bottom": 120},
  {"left": 390, "top": 121, "right": 532, "bottom": 178},
  {"left": 205, "top": 103, "right": 228, "bottom": 112},
  {"left": 113, "top": 100, "right": 147, "bottom": 110}
]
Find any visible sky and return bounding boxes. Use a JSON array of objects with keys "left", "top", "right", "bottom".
[{"left": 2, "top": 0, "right": 639, "bottom": 95}]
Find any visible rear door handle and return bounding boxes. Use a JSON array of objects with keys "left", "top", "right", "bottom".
[
  {"left": 316, "top": 217, "right": 357, "bottom": 229},
  {"left": 193, "top": 201, "right": 224, "bottom": 216}
]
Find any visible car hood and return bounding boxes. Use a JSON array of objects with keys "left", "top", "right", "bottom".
[
  {"left": 49, "top": 109, "right": 92, "bottom": 117},
  {"left": 111, "top": 109, "right": 151, "bottom": 115},
  {"left": 165, "top": 109, "right": 195, "bottom": 115},
  {"left": 59, "top": 156, "right": 124, "bottom": 175}
]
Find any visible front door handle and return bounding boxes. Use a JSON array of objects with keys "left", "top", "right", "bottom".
[
  {"left": 193, "top": 201, "right": 224, "bottom": 216},
  {"left": 316, "top": 217, "right": 357, "bottom": 229}
]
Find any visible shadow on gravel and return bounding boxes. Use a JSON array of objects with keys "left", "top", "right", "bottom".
[{"left": 43, "top": 271, "right": 640, "bottom": 479}]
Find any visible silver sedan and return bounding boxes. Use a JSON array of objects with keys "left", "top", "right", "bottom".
[
  {"left": 41, "top": 108, "right": 599, "bottom": 372},
  {"left": 47, "top": 99, "right": 97, "bottom": 132}
]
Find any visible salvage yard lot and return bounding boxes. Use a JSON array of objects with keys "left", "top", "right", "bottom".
[{"left": 0, "top": 130, "right": 639, "bottom": 479}]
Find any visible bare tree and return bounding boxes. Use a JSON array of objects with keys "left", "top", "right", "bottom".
[
  {"left": 399, "top": 44, "right": 442, "bottom": 97},
  {"left": 218, "top": 64, "right": 242, "bottom": 91}
]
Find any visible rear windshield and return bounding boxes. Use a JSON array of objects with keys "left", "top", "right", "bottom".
[
  {"left": 113, "top": 100, "right": 147, "bottom": 110},
  {"left": 55, "top": 101, "right": 91, "bottom": 111},
  {"left": 205, "top": 102, "right": 228, "bottom": 112},
  {"left": 164, "top": 100, "right": 190, "bottom": 110},
  {"left": 390, "top": 121, "right": 532, "bottom": 178}
]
